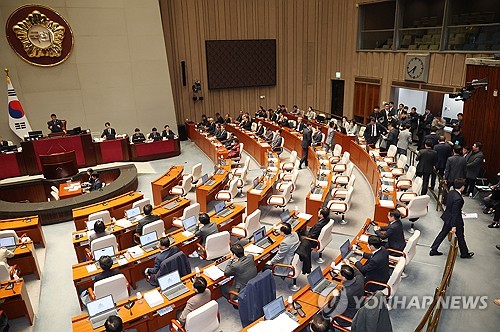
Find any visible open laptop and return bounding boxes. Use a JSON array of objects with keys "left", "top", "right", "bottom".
[
  {"left": 307, "top": 266, "right": 336, "bottom": 296},
  {"left": 158, "top": 270, "right": 190, "bottom": 300},
  {"left": 182, "top": 215, "right": 198, "bottom": 234},
  {"left": 86, "top": 218, "right": 104, "bottom": 231},
  {"left": 125, "top": 207, "right": 141, "bottom": 222},
  {"left": 87, "top": 294, "right": 118, "bottom": 329},
  {"left": 310, "top": 183, "right": 324, "bottom": 195},
  {"left": 0, "top": 237, "right": 16, "bottom": 251},
  {"left": 340, "top": 239, "right": 360, "bottom": 260},
  {"left": 280, "top": 210, "right": 299, "bottom": 228},
  {"left": 253, "top": 226, "right": 274, "bottom": 249},
  {"left": 214, "top": 165, "right": 225, "bottom": 175},
  {"left": 139, "top": 231, "right": 159, "bottom": 253},
  {"left": 164, "top": 200, "right": 179, "bottom": 210},
  {"left": 263, "top": 296, "right": 297, "bottom": 322},
  {"left": 93, "top": 246, "right": 117, "bottom": 265},
  {"left": 253, "top": 177, "right": 265, "bottom": 190},
  {"left": 214, "top": 201, "right": 231, "bottom": 217}
]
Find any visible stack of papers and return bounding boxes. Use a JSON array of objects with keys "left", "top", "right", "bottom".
[
  {"left": 296, "top": 212, "right": 312, "bottom": 220},
  {"left": 86, "top": 264, "right": 98, "bottom": 273},
  {"left": 248, "top": 314, "right": 299, "bottom": 332},
  {"left": 144, "top": 290, "right": 164, "bottom": 308},
  {"left": 182, "top": 231, "right": 194, "bottom": 237},
  {"left": 250, "top": 189, "right": 263, "bottom": 195},
  {"left": 379, "top": 200, "right": 395, "bottom": 208},
  {"left": 244, "top": 244, "right": 264, "bottom": 255},
  {"left": 115, "top": 218, "right": 133, "bottom": 228},
  {"left": 310, "top": 194, "right": 323, "bottom": 201},
  {"left": 127, "top": 246, "right": 144, "bottom": 259},
  {"left": 203, "top": 265, "right": 225, "bottom": 281},
  {"left": 359, "top": 234, "right": 369, "bottom": 243}
]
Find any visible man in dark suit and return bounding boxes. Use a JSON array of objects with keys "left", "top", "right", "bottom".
[
  {"left": 132, "top": 128, "right": 146, "bottom": 143},
  {"left": 270, "top": 129, "right": 283, "bottom": 152},
  {"left": 135, "top": 204, "right": 160, "bottom": 236},
  {"left": 306, "top": 207, "right": 331, "bottom": 240},
  {"left": 148, "top": 128, "right": 162, "bottom": 141},
  {"left": 421, "top": 108, "right": 434, "bottom": 138},
  {"left": 450, "top": 126, "right": 465, "bottom": 147},
  {"left": 364, "top": 117, "right": 387, "bottom": 146},
  {"left": 431, "top": 136, "right": 452, "bottom": 189},
  {"left": 104, "top": 315, "right": 138, "bottom": 332},
  {"left": 207, "top": 118, "right": 216, "bottom": 135},
  {"left": 47, "top": 113, "right": 63, "bottom": 133},
  {"left": 89, "top": 172, "right": 103, "bottom": 192},
  {"left": 416, "top": 139, "right": 437, "bottom": 195},
  {"left": 101, "top": 122, "right": 116, "bottom": 139},
  {"left": 299, "top": 123, "right": 313, "bottom": 169},
  {"left": 422, "top": 126, "right": 439, "bottom": 149},
  {"left": 445, "top": 146, "right": 466, "bottom": 187},
  {"left": 255, "top": 121, "right": 265, "bottom": 136},
  {"left": 239, "top": 115, "right": 252, "bottom": 131},
  {"left": 162, "top": 125, "right": 176, "bottom": 139},
  {"left": 215, "top": 124, "right": 228, "bottom": 141},
  {"left": 353, "top": 235, "right": 390, "bottom": 291},
  {"left": 93, "top": 256, "right": 120, "bottom": 282},
  {"left": 370, "top": 106, "right": 387, "bottom": 128},
  {"left": 194, "top": 213, "right": 218, "bottom": 246},
  {"left": 430, "top": 179, "right": 474, "bottom": 258},
  {"left": 215, "top": 112, "right": 224, "bottom": 124},
  {"left": 145, "top": 237, "right": 179, "bottom": 283},
  {"left": 295, "top": 117, "right": 305, "bottom": 133},
  {"left": 464, "top": 142, "right": 485, "bottom": 196},
  {"left": 222, "top": 243, "right": 258, "bottom": 300},
  {"left": 384, "top": 123, "right": 399, "bottom": 148},
  {"left": 375, "top": 209, "right": 406, "bottom": 251}
]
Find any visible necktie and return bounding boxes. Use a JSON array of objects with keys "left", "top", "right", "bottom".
[{"left": 372, "top": 125, "right": 376, "bottom": 137}]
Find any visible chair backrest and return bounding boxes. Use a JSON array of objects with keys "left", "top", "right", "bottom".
[
  {"left": 318, "top": 220, "right": 335, "bottom": 253},
  {"left": 403, "top": 230, "right": 420, "bottom": 266},
  {"left": 333, "top": 144, "right": 342, "bottom": 157},
  {"left": 320, "top": 132, "right": 326, "bottom": 144},
  {"left": 345, "top": 162, "right": 354, "bottom": 177},
  {"left": 412, "top": 176, "right": 423, "bottom": 193},
  {"left": 290, "top": 168, "right": 299, "bottom": 184},
  {"left": 288, "top": 253, "right": 303, "bottom": 278},
  {"left": 358, "top": 126, "right": 366, "bottom": 137},
  {"left": 205, "top": 231, "right": 230, "bottom": 260},
  {"left": 251, "top": 122, "right": 258, "bottom": 131},
  {"left": 228, "top": 179, "right": 239, "bottom": 198},
  {"left": 387, "top": 145, "right": 397, "bottom": 158},
  {"left": 88, "top": 210, "right": 111, "bottom": 224},
  {"left": 191, "top": 163, "right": 203, "bottom": 182},
  {"left": 386, "top": 257, "right": 406, "bottom": 298},
  {"left": 94, "top": 274, "right": 129, "bottom": 303},
  {"left": 132, "top": 198, "right": 150, "bottom": 212},
  {"left": 397, "top": 154, "right": 408, "bottom": 169},
  {"left": 341, "top": 151, "right": 350, "bottom": 164},
  {"left": 345, "top": 187, "right": 354, "bottom": 206},
  {"left": 289, "top": 150, "right": 298, "bottom": 163},
  {"left": 182, "top": 174, "right": 194, "bottom": 192},
  {"left": 182, "top": 203, "right": 200, "bottom": 221},
  {"left": 0, "top": 230, "right": 19, "bottom": 243},
  {"left": 347, "top": 174, "right": 356, "bottom": 189},
  {"left": 239, "top": 165, "right": 249, "bottom": 182},
  {"left": 0, "top": 262, "right": 11, "bottom": 282},
  {"left": 239, "top": 142, "right": 244, "bottom": 154},
  {"left": 51, "top": 191, "right": 60, "bottom": 201},
  {"left": 90, "top": 234, "right": 118, "bottom": 254},
  {"left": 282, "top": 182, "right": 293, "bottom": 203},
  {"left": 50, "top": 185, "right": 59, "bottom": 193},
  {"left": 407, "top": 195, "right": 430, "bottom": 218},
  {"left": 184, "top": 300, "right": 220, "bottom": 332},
  {"left": 142, "top": 219, "right": 165, "bottom": 239},
  {"left": 245, "top": 209, "right": 262, "bottom": 239},
  {"left": 404, "top": 165, "right": 416, "bottom": 180},
  {"left": 244, "top": 157, "right": 251, "bottom": 170}
]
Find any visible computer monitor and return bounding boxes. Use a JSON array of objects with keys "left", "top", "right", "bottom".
[
  {"left": 125, "top": 207, "right": 141, "bottom": 219},
  {"left": 0, "top": 237, "right": 16, "bottom": 248},
  {"left": 253, "top": 177, "right": 260, "bottom": 187},
  {"left": 28, "top": 130, "right": 43, "bottom": 139},
  {"left": 214, "top": 201, "right": 225, "bottom": 213},
  {"left": 253, "top": 226, "right": 266, "bottom": 243},
  {"left": 72, "top": 127, "right": 82, "bottom": 135},
  {"left": 182, "top": 215, "right": 197, "bottom": 231},
  {"left": 263, "top": 296, "right": 286, "bottom": 320},
  {"left": 201, "top": 174, "right": 209, "bottom": 184},
  {"left": 87, "top": 294, "right": 115, "bottom": 317},
  {"left": 139, "top": 231, "right": 157, "bottom": 247},
  {"left": 93, "top": 246, "right": 115, "bottom": 261},
  {"left": 86, "top": 218, "right": 104, "bottom": 231},
  {"left": 158, "top": 270, "right": 182, "bottom": 291},
  {"left": 307, "top": 266, "right": 324, "bottom": 288},
  {"left": 316, "top": 114, "right": 325, "bottom": 123},
  {"left": 279, "top": 210, "right": 290, "bottom": 222},
  {"left": 340, "top": 239, "right": 351, "bottom": 259}
]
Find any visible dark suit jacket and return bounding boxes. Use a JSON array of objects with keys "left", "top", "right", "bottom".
[
  {"left": 147, "top": 246, "right": 180, "bottom": 275},
  {"left": 302, "top": 128, "right": 312, "bottom": 148},
  {"left": 195, "top": 222, "right": 218, "bottom": 246},
  {"left": 132, "top": 133, "right": 146, "bottom": 143},
  {"left": 216, "top": 116, "right": 224, "bottom": 124},
  {"left": 216, "top": 130, "right": 228, "bottom": 141},
  {"left": 416, "top": 148, "right": 437, "bottom": 174},
  {"left": 136, "top": 214, "right": 161, "bottom": 236},
  {"left": 465, "top": 150, "right": 484, "bottom": 179},
  {"left": 47, "top": 119, "right": 63, "bottom": 133},
  {"left": 224, "top": 254, "right": 258, "bottom": 291},
  {"left": 148, "top": 132, "right": 162, "bottom": 141},
  {"left": 307, "top": 217, "right": 330, "bottom": 240},
  {"left": 441, "top": 189, "right": 464, "bottom": 228},
  {"left": 89, "top": 179, "right": 102, "bottom": 192},
  {"left": 386, "top": 128, "right": 399, "bottom": 147},
  {"left": 256, "top": 126, "right": 265, "bottom": 135},
  {"left": 241, "top": 120, "right": 252, "bottom": 131},
  {"left": 423, "top": 133, "right": 439, "bottom": 147},
  {"left": 101, "top": 128, "right": 116, "bottom": 138},
  {"left": 296, "top": 122, "right": 305, "bottom": 132},
  {"left": 445, "top": 155, "right": 466, "bottom": 183},
  {"left": 375, "top": 220, "right": 405, "bottom": 251},
  {"left": 434, "top": 143, "right": 452, "bottom": 169},
  {"left": 364, "top": 123, "right": 387, "bottom": 144},
  {"left": 355, "top": 247, "right": 390, "bottom": 289},
  {"left": 207, "top": 122, "right": 216, "bottom": 135},
  {"left": 162, "top": 129, "right": 175, "bottom": 139},
  {"left": 94, "top": 269, "right": 120, "bottom": 283}
]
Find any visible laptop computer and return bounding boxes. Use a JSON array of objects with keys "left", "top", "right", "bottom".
[
  {"left": 86, "top": 218, "right": 104, "bottom": 231},
  {"left": 307, "top": 266, "right": 336, "bottom": 296},
  {"left": 214, "top": 165, "right": 225, "bottom": 175},
  {"left": 0, "top": 237, "right": 16, "bottom": 251},
  {"left": 93, "top": 246, "right": 117, "bottom": 265},
  {"left": 263, "top": 296, "right": 297, "bottom": 321},
  {"left": 216, "top": 258, "right": 231, "bottom": 272},
  {"left": 182, "top": 215, "right": 198, "bottom": 234},
  {"left": 310, "top": 183, "right": 324, "bottom": 195},
  {"left": 87, "top": 294, "right": 118, "bottom": 329},
  {"left": 253, "top": 177, "right": 265, "bottom": 190},
  {"left": 125, "top": 207, "right": 141, "bottom": 222},
  {"left": 201, "top": 173, "right": 216, "bottom": 186},
  {"left": 214, "top": 201, "right": 231, "bottom": 217},
  {"left": 340, "top": 239, "right": 360, "bottom": 260},
  {"left": 158, "top": 270, "right": 190, "bottom": 300},
  {"left": 253, "top": 226, "right": 274, "bottom": 249},
  {"left": 164, "top": 201, "right": 179, "bottom": 210},
  {"left": 140, "top": 231, "right": 159, "bottom": 253},
  {"left": 280, "top": 210, "right": 299, "bottom": 228}
]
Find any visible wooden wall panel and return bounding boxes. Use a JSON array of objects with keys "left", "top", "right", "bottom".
[{"left": 160, "top": 0, "right": 496, "bottom": 126}]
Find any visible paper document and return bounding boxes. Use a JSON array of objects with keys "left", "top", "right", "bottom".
[
  {"left": 248, "top": 314, "right": 299, "bottom": 332},
  {"left": 182, "top": 231, "right": 194, "bottom": 237},
  {"left": 462, "top": 213, "right": 478, "bottom": 219},
  {"left": 317, "top": 180, "right": 328, "bottom": 187},
  {"left": 86, "top": 264, "right": 97, "bottom": 273},
  {"left": 203, "top": 265, "right": 225, "bottom": 281},
  {"left": 117, "top": 257, "right": 128, "bottom": 266},
  {"left": 310, "top": 194, "right": 323, "bottom": 201},
  {"left": 260, "top": 143, "right": 270, "bottom": 147},
  {"left": 115, "top": 218, "right": 133, "bottom": 228},
  {"left": 359, "top": 234, "right": 369, "bottom": 243},
  {"left": 249, "top": 189, "right": 263, "bottom": 195},
  {"left": 379, "top": 200, "right": 395, "bottom": 208},
  {"left": 144, "top": 290, "right": 164, "bottom": 308},
  {"left": 245, "top": 244, "right": 264, "bottom": 255},
  {"left": 127, "top": 246, "right": 144, "bottom": 258},
  {"left": 297, "top": 212, "right": 312, "bottom": 220}
]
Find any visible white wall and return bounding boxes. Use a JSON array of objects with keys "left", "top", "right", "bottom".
[
  {"left": 0, "top": 0, "right": 177, "bottom": 142},
  {"left": 396, "top": 88, "right": 428, "bottom": 114},
  {"left": 441, "top": 95, "right": 464, "bottom": 120}
]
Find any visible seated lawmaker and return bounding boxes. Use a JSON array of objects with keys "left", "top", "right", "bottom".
[
  {"left": 374, "top": 209, "right": 406, "bottom": 252},
  {"left": 93, "top": 256, "right": 120, "bottom": 282},
  {"left": 264, "top": 223, "right": 299, "bottom": 275},
  {"left": 101, "top": 122, "right": 116, "bottom": 139},
  {"left": 215, "top": 124, "right": 228, "bottom": 141},
  {"left": 162, "top": 125, "right": 175, "bottom": 139},
  {"left": 255, "top": 121, "right": 265, "bottom": 136},
  {"left": 103, "top": 315, "right": 134, "bottom": 332},
  {"left": 89, "top": 220, "right": 109, "bottom": 243},
  {"left": 145, "top": 237, "right": 179, "bottom": 283},
  {"left": 178, "top": 277, "right": 211, "bottom": 326},
  {"left": 148, "top": 127, "right": 162, "bottom": 141},
  {"left": 47, "top": 113, "right": 63, "bottom": 133},
  {"left": 0, "top": 136, "right": 8, "bottom": 148},
  {"left": 270, "top": 130, "right": 283, "bottom": 151},
  {"left": 195, "top": 213, "right": 218, "bottom": 246},
  {"left": 89, "top": 172, "right": 102, "bottom": 192},
  {"left": 353, "top": 235, "right": 390, "bottom": 291},
  {"left": 132, "top": 128, "right": 146, "bottom": 143},
  {"left": 221, "top": 243, "right": 258, "bottom": 300},
  {"left": 136, "top": 204, "right": 160, "bottom": 236},
  {"left": 227, "top": 138, "right": 240, "bottom": 158}
]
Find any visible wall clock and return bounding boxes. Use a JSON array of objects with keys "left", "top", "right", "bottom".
[{"left": 405, "top": 54, "right": 430, "bottom": 82}]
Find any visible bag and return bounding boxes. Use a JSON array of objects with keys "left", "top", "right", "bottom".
[{"left": 379, "top": 138, "right": 388, "bottom": 150}]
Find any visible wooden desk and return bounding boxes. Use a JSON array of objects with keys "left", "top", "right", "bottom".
[
  {"left": 130, "top": 139, "right": 181, "bottom": 162},
  {"left": 72, "top": 192, "right": 144, "bottom": 231},
  {"left": 58, "top": 181, "right": 82, "bottom": 199},
  {"left": 151, "top": 165, "right": 184, "bottom": 206},
  {"left": 261, "top": 120, "right": 304, "bottom": 158},
  {"left": 0, "top": 279, "right": 34, "bottom": 325},
  {"left": 8, "top": 243, "right": 41, "bottom": 280},
  {"left": 72, "top": 205, "right": 245, "bottom": 306},
  {"left": 305, "top": 147, "right": 333, "bottom": 225},
  {"left": 0, "top": 216, "right": 45, "bottom": 247},
  {"left": 94, "top": 137, "right": 130, "bottom": 164},
  {"left": 186, "top": 122, "right": 228, "bottom": 163},
  {"left": 0, "top": 152, "right": 27, "bottom": 180},
  {"left": 246, "top": 152, "right": 281, "bottom": 214},
  {"left": 71, "top": 212, "right": 312, "bottom": 332},
  {"left": 72, "top": 197, "right": 190, "bottom": 262},
  {"left": 226, "top": 124, "right": 271, "bottom": 165},
  {"left": 195, "top": 160, "right": 232, "bottom": 212}
]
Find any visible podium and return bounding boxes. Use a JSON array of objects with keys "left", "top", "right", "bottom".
[{"left": 39, "top": 151, "right": 78, "bottom": 179}]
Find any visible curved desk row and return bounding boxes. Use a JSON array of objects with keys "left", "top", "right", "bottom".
[
  {"left": 0, "top": 215, "right": 45, "bottom": 247},
  {"left": 225, "top": 124, "right": 271, "bottom": 165},
  {"left": 151, "top": 166, "right": 184, "bottom": 206},
  {"left": 196, "top": 160, "right": 232, "bottom": 212},
  {"left": 186, "top": 122, "right": 227, "bottom": 163}
]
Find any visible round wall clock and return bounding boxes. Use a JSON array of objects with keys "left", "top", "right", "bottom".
[{"left": 404, "top": 54, "right": 430, "bottom": 82}]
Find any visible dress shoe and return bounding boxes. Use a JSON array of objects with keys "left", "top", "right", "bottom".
[
  {"left": 460, "top": 252, "right": 474, "bottom": 259},
  {"left": 496, "top": 245, "right": 500, "bottom": 251},
  {"left": 429, "top": 250, "right": 443, "bottom": 256},
  {"left": 488, "top": 222, "right": 500, "bottom": 228}
]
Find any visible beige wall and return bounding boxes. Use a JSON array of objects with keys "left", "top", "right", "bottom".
[
  {"left": 0, "top": 0, "right": 177, "bottom": 142},
  {"left": 160, "top": 0, "right": 492, "bottom": 123}
]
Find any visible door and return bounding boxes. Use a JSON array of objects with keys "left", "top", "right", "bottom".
[
  {"left": 331, "top": 80, "right": 345, "bottom": 117},
  {"left": 353, "top": 82, "right": 381, "bottom": 124}
]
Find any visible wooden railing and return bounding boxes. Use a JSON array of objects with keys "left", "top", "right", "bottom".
[{"left": 415, "top": 234, "right": 458, "bottom": 332}]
